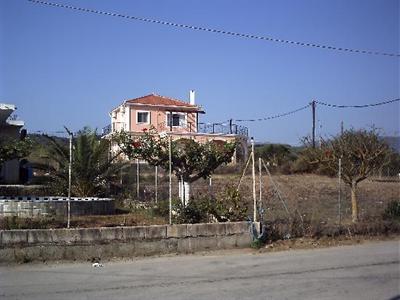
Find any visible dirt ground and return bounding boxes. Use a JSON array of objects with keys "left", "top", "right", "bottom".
[
  {"left": 258, "top": 234, "right": 400, "bottom": 253},
  {"left": 190, "top": 173, "right": 399, "bottom": 224},
  {"left": 1, "top": 173, "right": 398, "bottom": 229}
]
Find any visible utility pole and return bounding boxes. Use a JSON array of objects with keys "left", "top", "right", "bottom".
[
  {"left": 251, "top": 137, "right": 257, "bottom": 222},
  {"left": 64, "top": 126, "right": 73, "bottom": 229},
  {"left": 311, "top": 100, "right": 316, "bottom": 148},
  {"left": 341, "top": 121, "right": 344, "bottom": 136}
]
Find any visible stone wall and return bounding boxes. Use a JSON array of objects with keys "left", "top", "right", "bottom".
[
  {"left": 0, "top": 222, "right": 253, "bottom": 263},
  {"left": 0, "top": 196, "right": 115, "bottom": 217}
]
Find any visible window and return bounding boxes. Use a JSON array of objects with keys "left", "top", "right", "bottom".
[
  {"left": 137, "top": 111, "right": 150, "bottom": 124},
  {"left": 167, "top": 113, "right": 186, "bottom": 127}
]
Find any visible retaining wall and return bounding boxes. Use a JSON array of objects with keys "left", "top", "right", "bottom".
[
  {"left": 0, "top": 222, "right": 253, "bottom": 263},
  {"left": 0, "top": 196, "right": 115, "bottom": 217}
]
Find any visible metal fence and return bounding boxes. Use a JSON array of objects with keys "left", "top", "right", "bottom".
[
  {"left": 101, "top": 122, "right": 248, "bottom": 137},
  {"left": 197, "top": 122, "right": 248, "bottom": 136},
  {"left": 116, "top": 161, "right": 399, "bottom": 228}
]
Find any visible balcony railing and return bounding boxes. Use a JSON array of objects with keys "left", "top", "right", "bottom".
[
  {"left": 197, "top": 122, "right": 248, "bottom": 137},
  {"left": 102, "top": 121, "right": 248, "bottom": 137},
  {"left": 102, "top": 124, "right": 111, "bottom": 135}
]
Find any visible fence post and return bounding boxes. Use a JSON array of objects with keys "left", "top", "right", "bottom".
[
  {"left": 168, "top": 135, "right": 172, "bottom": 225},
  {"left": 251, "top": 137, "right": 257, "bottom": 222},
  {"left": 259, "top": 157, "right": 262, "bottom": 221},
  {"left": 209, "top": 176, "right": 213, "bottom": 199},
  {"left": 136, "top": 159, "right": 140, "bottom": 200},
  {"left": 155, "top": 165, "right": 158, "bottom": 203},
  {"left": 338, "top": 158, "right": 342, "bottom": 229}
]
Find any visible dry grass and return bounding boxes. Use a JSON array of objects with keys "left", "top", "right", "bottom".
[
  {"left": 0, "top": 210, "right": 166, "bottom": 230},
  {"left": 1, "top": 173, "right": 398, "bottom": 232},
  {"left": 190, "top": 173, "right": 399, "bottom": 225}
]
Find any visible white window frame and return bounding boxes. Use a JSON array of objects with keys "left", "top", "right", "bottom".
[
  {"left": 136, "top": 110, "right": 150, "bottom": 125},
  {"left": 166, "top": 112, "right": 187, "bottom": 127}
]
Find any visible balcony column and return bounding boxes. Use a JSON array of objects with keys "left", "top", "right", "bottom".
[{"left": 196, "top": 112, "right": 199, "bottom": 132}]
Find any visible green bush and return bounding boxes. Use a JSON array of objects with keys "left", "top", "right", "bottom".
[
  {"left": 150, "top": 185, "right": 248, "bottom": 224},
  {"left": 174, "top": 200, "right": 208, "bottom": 224},
  {"left": 212, "top": 185, "right": 248, "bottom": 222},
  {"left": 175, "top": 185, "right": 248, "bottom": 223},
  {"left": 250, "top": 238, "right": 264, "bottom": 249},
  {"left": 383, "top": 200, "right": 400, "bottom": 221}
]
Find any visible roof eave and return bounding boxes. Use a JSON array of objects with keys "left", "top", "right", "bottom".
[{"left": 127, "top": 102, "right": 205, "bottom": 113}]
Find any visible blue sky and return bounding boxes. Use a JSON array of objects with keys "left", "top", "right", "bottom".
[{"left": 1, "top": 0, "right": 399, "bottom": 144}]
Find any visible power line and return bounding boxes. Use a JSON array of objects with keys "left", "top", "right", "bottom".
[
  {"left": 30, "top": 130, "right": 79, "bottom": 136},
  {"left": 235, "top": 104, "right": 311, "bottom": 122},
  {"left": 27, "top": 0, "right": 400, "bottom": 58},
  {"left": 234, "top": 97, "right": 399, "bottom": 123},
  {"left": 316, "top": 98, "right": 400, "bottom": 108}
]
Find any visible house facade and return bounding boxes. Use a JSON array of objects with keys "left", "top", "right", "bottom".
[
  {"left": 0, "top": 103, "right": 26, "bottom": 183},
  {"left": 104, "top": 91, "right": 249, "bottom": 163}
]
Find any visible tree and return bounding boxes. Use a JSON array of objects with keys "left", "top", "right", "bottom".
[
  {"left": 114, "top": 128, "right": 236, "bottom": 204},
  {"left": 255, "top": 144, "right": 294, "bottom": 166},
  {"left": 42, "top": 128, "right": 124, "bottom": 197},
  {"left": 0, "top": 137, "right": 32, "bottom": 165},
  {"left": 304, "top": 128, "right": 391, "bottom": 223}
]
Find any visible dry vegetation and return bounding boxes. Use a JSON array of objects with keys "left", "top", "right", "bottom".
[
  {"left": 192, "top": 173, "right": 399, "bottom": 225},
  {"left": 1, "top": 172, "right": 398, "bottom": 233}
]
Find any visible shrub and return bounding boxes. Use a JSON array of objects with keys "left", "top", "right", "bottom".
[
  {"left": 153, "top": 185, "right": 248, "bottom": 224},
  {"left": 212, "top": 186, "right": 248, "bottom": 222},
  {"left": 174, "top": 200, "right": 208, "bottom": 224},
  {"left": 250, "top": 238, "right": 264, "bottom": 249},
  {"left": 383, "top": 200, "right": 400, "bottom": 221}
]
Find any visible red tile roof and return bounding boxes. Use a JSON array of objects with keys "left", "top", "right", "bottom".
[{"left": 126, "top": 94, "right": 198, "bottom": 108}]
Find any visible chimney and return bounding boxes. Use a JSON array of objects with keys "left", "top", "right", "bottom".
[{"left": 189, "top": 90, "right": 195, "bottom": 105}]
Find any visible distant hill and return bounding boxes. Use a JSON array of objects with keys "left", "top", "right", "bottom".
[
  {"left": 384, "top": 136, "right": 400, "bottom": 153},
  {"left": 28, "top": 133, "right": 68, "bottom": 145}
]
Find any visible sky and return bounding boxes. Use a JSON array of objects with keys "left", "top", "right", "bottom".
[{"left": 0, "top": 0, "right": 399, "bottom": 145}]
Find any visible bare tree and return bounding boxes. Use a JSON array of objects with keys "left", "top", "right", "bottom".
[{"left": 304, "top": 128, "right": 391, "bottom": 223}]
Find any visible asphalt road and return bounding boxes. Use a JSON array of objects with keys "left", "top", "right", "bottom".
[{"left": 1, "top": 240, "right": 399, "bottom": 300}]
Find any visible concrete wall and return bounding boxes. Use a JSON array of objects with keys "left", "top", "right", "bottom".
[
  {"left": 0, "top": 222, "right": 253, "bottom": 263},
  {"left": 0, "top": 197, "right": 115, "bottom": 217}
]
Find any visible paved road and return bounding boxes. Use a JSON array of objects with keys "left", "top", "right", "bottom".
[{"left": 1, "top": 240, "right": 399, "bottom": 300}]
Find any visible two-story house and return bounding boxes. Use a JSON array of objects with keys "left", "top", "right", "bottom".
[{"left": 103, "top": 91, "right": 248, "bottom": 163}]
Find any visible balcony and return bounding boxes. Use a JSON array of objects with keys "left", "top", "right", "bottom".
[
  {"left": 102, "top": 121, "right": 248, "bottom": 138},
  {"left": 102, "top": 124, "right": 111, "bottom": 136},
  {"left": 197, "top": 122, "right": 248, "bottom": 137}
]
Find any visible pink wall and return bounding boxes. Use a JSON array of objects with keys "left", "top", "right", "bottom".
[{"left": 129, "top": 105, "right": 198, "bottom": 133}]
